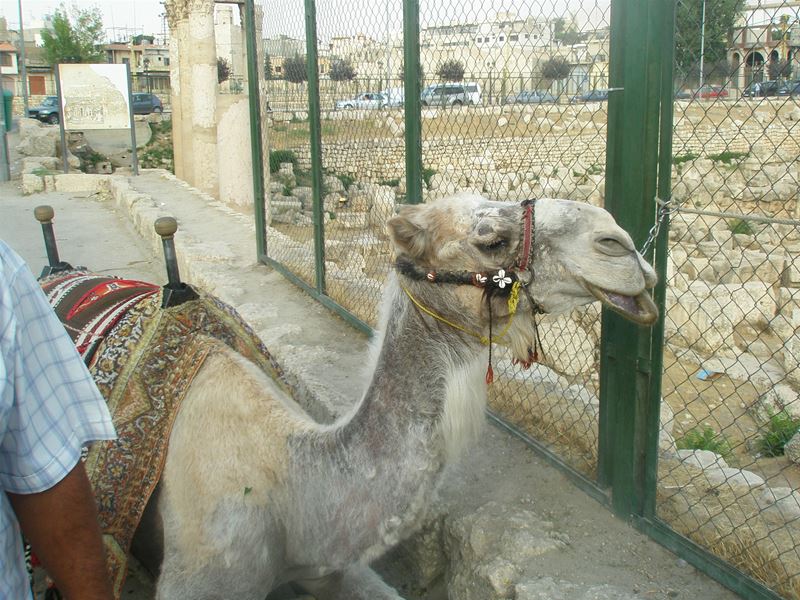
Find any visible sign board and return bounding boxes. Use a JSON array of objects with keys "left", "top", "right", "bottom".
[{"left": 57, "top": 64, "right": 131, "bottom": 130}]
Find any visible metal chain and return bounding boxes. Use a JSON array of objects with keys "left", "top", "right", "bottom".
[{"left": 639, "top": 197, "right": 675, "bottom": 256}]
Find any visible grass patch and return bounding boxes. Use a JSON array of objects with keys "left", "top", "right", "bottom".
[
  {"left": 31, "top": 167, "right": 59, "bottom": 176},
  {"left": 757, "top": 411, "right": 800, "bottom": 457},
  {"left": 334, "top": 173, "right": 355, "bottom": 191},
  {"left": 270, "top": 149, "right": 298, "bottom": 174},
  {"left": 728, "top": 218, "right": 755, "bottom": 236},
  {"left": 673, "top": 152, "right": 699, "bottom": 165},
  {"left": 378, "top": 178, "right": 400, "bottom": 187},
  {"left": 676, "top": 426, "right": 732, "bottom": 461},
  {"left": 708, "top": 150, "right": 749, "bottom": 164}
]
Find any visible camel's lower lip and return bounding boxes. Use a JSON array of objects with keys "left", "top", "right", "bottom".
[{"left": 586, "top": 283, "right": 659, "bottom": 325}]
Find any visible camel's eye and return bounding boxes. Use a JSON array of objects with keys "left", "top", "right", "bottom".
[
  {"left": 596, "top": 237, "right": 630, "bottom": 257},
  {"left": 480, "top": 238, "right": 508, "bottom": 253}
]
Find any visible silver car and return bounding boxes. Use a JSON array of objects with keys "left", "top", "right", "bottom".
[
  {"left": 335, "top": 92, "right": 387, "bottom": 110},
  {"left": 420, "top": 84, "right": 470, "bottom": 107}
]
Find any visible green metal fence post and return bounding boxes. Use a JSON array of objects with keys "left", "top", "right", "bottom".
[
  {"left": 244, "top": 0, "right": 267, "bottom": 259},
  {"left": 642, "top": 0, "right": 677, "bottom": 520},
  {"left": 402, "top": 0, "right": 423, "bottom": 204},
  {"left": 304, "top": 0, "right": 326, "bottom": 293},
  {"left": 598, "top": 0, "right": 665, "bottom": 518}
]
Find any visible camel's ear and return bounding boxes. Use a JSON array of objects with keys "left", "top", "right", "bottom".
[{"left": 387, "top": 208, "right": 428, "bottom": 259}]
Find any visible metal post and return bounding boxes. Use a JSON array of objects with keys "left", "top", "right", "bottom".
[
  {"left": 125, "top": 62, "right": 139, "bottom": 176},
  {"left": 598, "top": 0, "right": 664, "bottom": 518},
  {"left": 304, "top": 0, "right": 326, "bottom": 293},
  {"left": 0, "top": 75, "right": 9, "bottom": 182},
  {"left": 54, "top": 65, "right": 69, "bottom": 174},
  {"left": 403, "top": 0, "right": 422, "bottom": 203},
  {"left": 244, "top": 0, "right": 267, "bottom": 258}
]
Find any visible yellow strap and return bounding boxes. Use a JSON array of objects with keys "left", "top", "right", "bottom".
[{"left": 400, "top": 281, "right": 520, "bottom": 346}]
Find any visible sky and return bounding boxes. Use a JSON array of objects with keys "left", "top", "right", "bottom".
[
  {"left": 0, "top": 1, "right": 167, "bottom": 41},
  {"left": 0, "top": 0, "right": 795, "bottom": 45}
]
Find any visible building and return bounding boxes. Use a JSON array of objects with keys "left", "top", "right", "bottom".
[
  {"left": 105, "top": 37, "right": 170, "bottom": 94},
  {"left": 729, "top": 14, "right": 799, "bottom": 88}
]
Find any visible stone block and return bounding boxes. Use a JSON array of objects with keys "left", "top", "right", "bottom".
[
  {"left": 54, "top": 174, "right": 110, "bottom": 193},
  {"left": 21, "top": 173, "right": 44, "bottom": 195}
]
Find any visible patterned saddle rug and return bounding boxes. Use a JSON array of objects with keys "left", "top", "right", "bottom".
[{"left": 37, "top": 271, "right": 299, "bottom": 598}]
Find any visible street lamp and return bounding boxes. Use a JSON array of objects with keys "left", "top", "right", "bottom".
[
  {"left": 17, "top": 0, "right": 29, "bottom": 117},
  {"left": 143, "top": 58, "right": 151, "bottom": 93}
]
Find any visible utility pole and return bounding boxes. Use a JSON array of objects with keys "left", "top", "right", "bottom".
[
  {"left": 17, "top": 0, "right": 29, "bottom": 117},
  {"left": 699, "top": 0, "right": 706, "bottom": 87}
]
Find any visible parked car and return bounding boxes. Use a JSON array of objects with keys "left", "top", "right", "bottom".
[
  {"left": 507, "top": 90, "right": 557, "bottom": 104},
  {"left": 380, "top": 87, "right": 405, "bottom": 108},
  {"left": 132, "top": 92, "right": 163, "bottom": 114},
  {"left": 742, "top": 80, "right": 782, "bottom": 98},
  {"left": 463, "top": 81, "right": 482, "bottom": 105},
  {"left": 776, "top": 80, "right": 800, "bottom": 97},
  {"left": 420, "top": 83, "right": 471, "bottom": 107},
  {"left": 28, "top": 96, "right": 60, "bottom": 124},
  {"left": 334, "top": 92, "right": 387, "bottom": 110},
  {"left": 569, "top": 89, "right": 609, "bottom": 103},
  {"left": 693, "top": 84, "right": 729, "bottom": 99}
]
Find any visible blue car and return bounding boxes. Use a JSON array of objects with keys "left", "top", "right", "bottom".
[{"left": 28, "top": 96, "right": 60, "bottom": 124}]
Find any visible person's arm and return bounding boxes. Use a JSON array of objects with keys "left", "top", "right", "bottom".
[{"left": 7, "top": 460, "right": 114, "bottom": 600}]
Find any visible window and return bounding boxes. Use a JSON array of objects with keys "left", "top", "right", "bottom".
[
  {"left": 476, "top": 37, "right": 482, "bottom": 43},
  {"left": 0, "top": 53, "right": 12, "bottom": 67},
  {"left": 122, "top": 57, "right": 130, "bottom": 64},
  {"left": 499, "top": 35, "right": 505, "bottom": 42},
  {"left": 509, "top": 34, "right": 518, "bottom": 42},
  {"left": 164, "top": 57, "right": 170, "bottom": 66}
]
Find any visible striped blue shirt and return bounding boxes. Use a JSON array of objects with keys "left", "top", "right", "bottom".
[{"left": 0, "top": 241, "right": 116, "bottom": 600}]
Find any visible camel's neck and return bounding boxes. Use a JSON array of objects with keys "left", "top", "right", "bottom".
[
  {"left": 285, "top": 275, "right": 487, "bottom": 566},
  {"left": 344, "top": 275, "right": 486, "bottom": 455}
]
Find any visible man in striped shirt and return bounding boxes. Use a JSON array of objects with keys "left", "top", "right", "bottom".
[{"left": 0, "top": 240, "right": 117, "bottom": 600}]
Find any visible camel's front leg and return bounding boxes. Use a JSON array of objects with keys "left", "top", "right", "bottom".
[{"left": 296, "top": 564, "right": 404, "bottom": 600}]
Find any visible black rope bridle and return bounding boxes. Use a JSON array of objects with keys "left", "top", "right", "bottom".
[{"left": 395, "top": 199, "right": 545, "bottom": 382}]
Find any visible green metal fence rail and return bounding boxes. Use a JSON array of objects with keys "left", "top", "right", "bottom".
[{"left": 247, "top": 0, "right": 800, "bottom": 597}]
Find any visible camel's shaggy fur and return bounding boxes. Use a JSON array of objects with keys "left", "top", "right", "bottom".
[{"left": 146, "top": 193, "right": 657, "bottom": 599}]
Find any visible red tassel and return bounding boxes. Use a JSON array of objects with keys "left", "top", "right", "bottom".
[{"left": 485, "top": 364, "right": 494, "bottom": 384}]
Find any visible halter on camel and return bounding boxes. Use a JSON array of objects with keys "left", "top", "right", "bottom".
[{"left": 395, "top": 199, "right": 545, "bottom": 383}]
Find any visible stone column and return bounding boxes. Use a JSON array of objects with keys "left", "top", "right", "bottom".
[
  {"left": 187, "top": 0, "right": 219, "bottom": 197},
  {"left": 165, "top": 1, "right": 187, "bottom": 179}
]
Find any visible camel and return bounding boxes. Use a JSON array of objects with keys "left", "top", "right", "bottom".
[{"left": 40, "top": 192, "right": 658, "bottom": 599}]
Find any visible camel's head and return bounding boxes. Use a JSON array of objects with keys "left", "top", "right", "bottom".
[{"left": 387, "top": 193, "right": 658, "bottom": 362}]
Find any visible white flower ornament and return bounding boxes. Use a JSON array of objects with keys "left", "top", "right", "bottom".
[
  {"left": 492, "top": 269, "right": 512, "bottom": 289},
  {"left": 475, "top": 273, "right": 487, "bottom": 285}
]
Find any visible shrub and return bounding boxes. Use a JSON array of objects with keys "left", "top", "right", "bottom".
[
  {"left": 269, "top": 150, "right": 298, "bottom": 174},
  {"left": 335, "top": 173, "right": 355, "bottom": 190},
  {"left": 758, "top": 412, "right": 800, "bottom": 457},
  {"left": 283, "top": 55, "right": 307, "bottom": 84},
  {"left": 436, "top": 59, "right": 465, "bottom": 82},
  {"left": 422, "top": 167, "right": 437, "bottom": 189},
  {"left": 676, "top": 426, "right": 732, "bottom": 460},
  {"left": 329, "top": 57, "right": 356, "bottom": 82},
  {"left": 378, "top": 178, "right": 400, "bottom": 187},
  {"left": 673, "top": 152, "right": 699, "bottom": 165},
  {"left": 728, "top": 218, "right": 755, "bottom": 236},
  {"left": 707, "top": 150, "right": 749, "bottom": 164}
]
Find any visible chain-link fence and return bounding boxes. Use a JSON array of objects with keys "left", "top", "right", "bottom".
[
  {"left": 656, "top": 1, "right": 800, "bottom": 597},
  {"left": 254, "top": 0, "right": 800, "bottom": 597}
]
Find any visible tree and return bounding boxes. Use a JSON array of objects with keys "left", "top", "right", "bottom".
[
  {"left": 40, "top": 5, "right": 105, "bottom": 65},
  {"left": 283, "top": 54, "right": 307, "bottom": 83},
  {"left": 674, "top": 0, "right": 744, "bottom": 82},
  {"left": 329, "top": 57, "right": 356, "bottom": 81},
  {"left": 436, "top": 59, "right": 465, "bottom": 82},
  {"left": 768, "top": 58, "right": 792, "bottom": 80},
  {"left": 217, "top": 57, "right": 231, "bottom": 83},
  {"left": 264, "top": 53, "right": 273, "bottom": 80},
  {"left": 398, "top": 63, "right": 425, "bottom": 82},
  {"left": 552, "top": 16, "right": 584, "bottom": 46},
  {"left": 540, "top": 57, "right": 571, "bottom": 82}
]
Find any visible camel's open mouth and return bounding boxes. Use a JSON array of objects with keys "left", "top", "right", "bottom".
[{"left": 586, "top": 284, "right": 659, "bottom": 326}]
